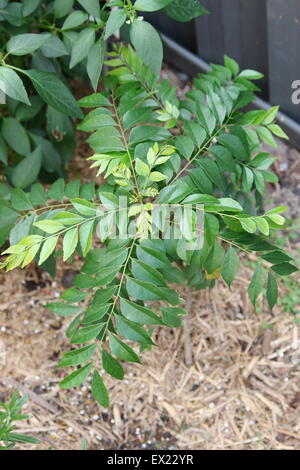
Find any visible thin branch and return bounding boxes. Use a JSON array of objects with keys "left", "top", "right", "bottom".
[{"left": 184, "top": 289, "right": 194, "bottom": 367}]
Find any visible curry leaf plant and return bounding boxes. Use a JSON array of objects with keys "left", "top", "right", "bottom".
[
  {"left": 0, "top": 40, "right": 297, "bottom": 406},
  {"left": 0, "top": 391, "right": 40, "bottom": 449},
  {"left": 0, "top": 1, "right": 207, "bottom": 247}
]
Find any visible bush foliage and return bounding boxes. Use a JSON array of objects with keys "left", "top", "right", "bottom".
[
  {"left": 0, "top": 391, "right": 40, "bottom": 449},
  {"left": 0, "top": 1, "right": 297, "bottom": 407}
]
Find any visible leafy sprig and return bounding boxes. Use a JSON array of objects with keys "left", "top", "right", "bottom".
[{"left": 0, "top": 27, "right": 297, "bottom": 406}]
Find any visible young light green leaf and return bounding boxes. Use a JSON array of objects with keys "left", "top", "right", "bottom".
[
  {"left": 238, "top": 69, "right": 264, "bottom": 80},
  {"left": 52, "top": 212, "right": 84, "bottom": 226},
  {"left": 268, "top": 124, "right": 289, "bottom": 140},
  {"left": 135, "top": 159, "right": 150, "bottom": 176},
  {"left": 149, "top": 171, "right": 167, "bottom": 182},
  {"left": 79, "top": 220, "right": 94, "bottom": 257},
  {"left": 240, "top": 218, "right": 257, "bottom": 234},
  {"left": 63, "top": 227, "right": 78, "bottom": 261},
  {"left": 21, "top": 243, "right": 41, "bottom": 268},
  {"left": 267, "top": 214, "right": 285, "bottom": 225},
  {"left": 255, "top": 217, "right": 270, "bottom": 236},
  {"left": 70, "top": 198, "right": 97, "bottom": 216},
  {"left": 34, "top": 220, "right": 64, "bottom": 234},
  {"left": 262, "top": 106, "right": 279, "bottom": 125},
  {"left": 256, "top": 126, "right": 277, "bottom": 147},
  {"left": 39, "top": 235, "right": 58, "bottom": 265},
  {"left": 224, "top": 54, "right": 240, "bottom": 76}
]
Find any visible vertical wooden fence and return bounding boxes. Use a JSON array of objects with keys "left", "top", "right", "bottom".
[{"left": 146, "top": 0, "right": 300, "bottom": 126}]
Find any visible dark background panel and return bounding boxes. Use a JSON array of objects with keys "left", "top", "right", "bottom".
[
  {"left": 267, "top": 0, "right": 300, "bottom": 122},
  {"left": 144, "top": 0, "right": 300, "bottom": 127},
  {"left": 144, "top": 12, "right": 197, "bottom": 53},
  {"left": 195, "top": 0, "right": 269, "bottom": 96}
]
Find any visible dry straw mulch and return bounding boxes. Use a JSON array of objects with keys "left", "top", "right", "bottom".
[
  {"left": 0, "top": 70, "right": 299, "bottom": 451},
  {"left": 0, "top": 260, "right": 299, "bottom": 450}
]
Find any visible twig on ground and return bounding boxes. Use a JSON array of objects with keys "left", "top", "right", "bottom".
[{"left": 184, "top": 289, "right": 194, "bottom": 367}]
